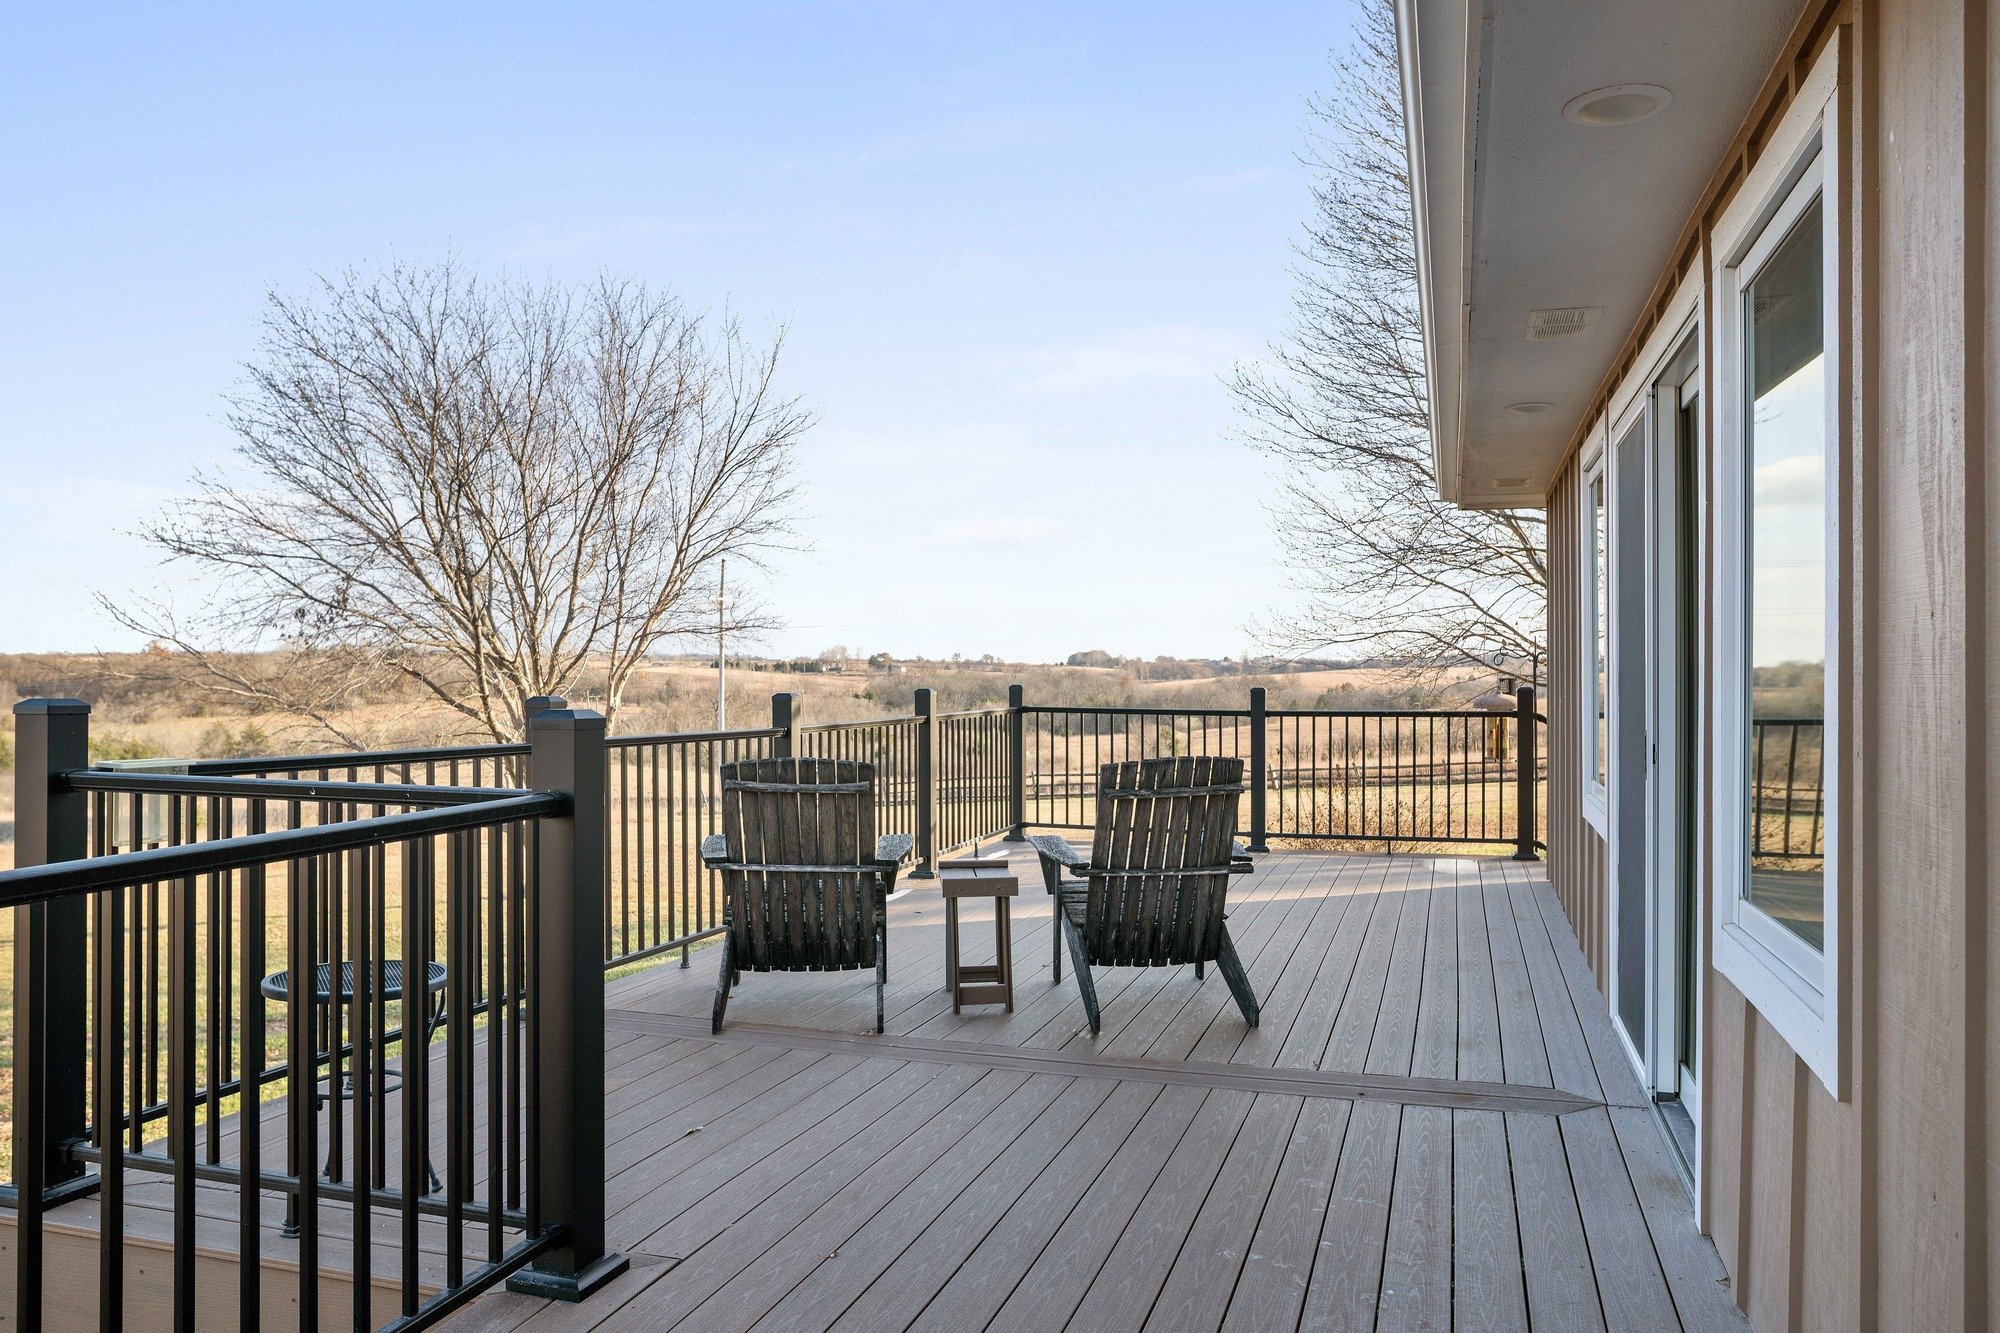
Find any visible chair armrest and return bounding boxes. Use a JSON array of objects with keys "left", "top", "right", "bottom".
[
  {"left": 1028, "top": 834, "right": 1088, "bottom": 894},
  {"left": 1230, "top": 840, "right": 1255, "bottom": 873},
  {"left": 869, "top": 833, "right": 915, "bottom": 896},
  {"left": 699, "top": 834, "right": 730, "bottom": 868}
]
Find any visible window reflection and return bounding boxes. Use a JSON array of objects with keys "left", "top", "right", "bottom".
[
  {"left": 1592, "top": 474, "right": 1608, "bottom": 787},
  {"left": 1743, "top": 194, "right": 1826, "bottom": 949}
]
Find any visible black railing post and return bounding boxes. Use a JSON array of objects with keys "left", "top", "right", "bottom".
[
  {"left": 912, "top": 688, "right": 937, "bottom": 878},
  {"left": 522, "top": 696, "right": 567, "bottom": 785},
  {"left": 771, "top": 692, "right": 800, "bottom": 757},
  {"left": 1005, "top": 684, "right": 1026, "bottom": 841},
  {"left": 1514, "top": 686, "right": 1541, "bottom": 862},
  {"left": 1247, "top": 687, "right": 1270, "bottom": 853},
  {"left": 9, "top": 700, "right": 95, "bottom": 1329},
  {"left": 510, "top": 708, "right": 629, "bottom": 1302}
]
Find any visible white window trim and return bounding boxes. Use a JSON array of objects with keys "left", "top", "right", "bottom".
[
  {"left": 1579, "top": 433, "right": 1610, "bottom": 834},
  {"left": 1709, "top": 34, "right": 1845, "bottom": 1098}
]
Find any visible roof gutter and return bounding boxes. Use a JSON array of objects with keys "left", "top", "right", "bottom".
[{"left": 1394, "top": 0, "right": 1478, "bottom": 506}]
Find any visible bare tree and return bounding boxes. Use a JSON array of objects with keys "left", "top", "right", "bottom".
[
  {"left": 111, "top": 263, "right": 806, "bottom": 743},
  {"left": 1235, "top": 0, "right": 1545, "bottom": 679}
]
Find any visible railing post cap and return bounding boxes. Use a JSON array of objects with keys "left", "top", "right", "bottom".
[
  {"left": 14, "top": 698, "right": 90, "bottom": 716},
  {"left": 528, "top": 707, "right": 606, "bottom": 731}
]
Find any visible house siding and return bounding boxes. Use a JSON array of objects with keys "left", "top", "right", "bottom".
[
  {"left": 1534, "top": 0, "right": 1996, "bottom": 1325},
  {"left": 1543, "top": 457, "right": 1609, "bottom": 988}
]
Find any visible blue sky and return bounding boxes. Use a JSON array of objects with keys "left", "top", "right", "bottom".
[{"left": 1, "top": 3, "right": 1350, "bottom": 662}]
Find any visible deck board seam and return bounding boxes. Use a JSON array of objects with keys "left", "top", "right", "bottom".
[{"left": 605, "top": 1009, "right": 1603, "bottom": 1117}]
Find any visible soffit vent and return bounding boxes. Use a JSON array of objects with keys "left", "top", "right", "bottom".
[{"left": 1525, "top": 307, "right": 1601, "bottom": 341}]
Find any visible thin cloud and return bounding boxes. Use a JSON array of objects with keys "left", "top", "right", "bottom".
[
  {"left": 1180, "top": 167, "right": 1276, "bottom": 191},
  {"left": 1001, "top": 324, "right": 1255, "bottom": 393},
  {"left": 907, "top": 515, "right": 1061, "bottom": 551},
  {"left": 493, "top": 216, "right": 716, "bottom": 260}
]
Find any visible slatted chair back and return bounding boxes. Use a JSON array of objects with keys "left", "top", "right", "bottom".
[
  {"left": 718, "top": 757, "right": 881, "bottom": 972},
  {"left": 1081, "top": 755, "right": 1245, "bottom": 966}
]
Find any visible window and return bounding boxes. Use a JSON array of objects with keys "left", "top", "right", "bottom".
[
  {"left": 1743, "top": 187, "right": 1826, "bottom": 953},
  {"left": 1581, "top": 447, "right": 1609, "bottom": 825},
  {"left": 1710, "top": 33, "right": 1843, "bottom": 1096}
]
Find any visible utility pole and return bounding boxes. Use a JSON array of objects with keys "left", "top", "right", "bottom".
[{"left": 716, "top": 559, "right": 727, "bottom": 730}]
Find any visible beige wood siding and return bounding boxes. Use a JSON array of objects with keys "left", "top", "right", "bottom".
[
  {"left": 1532, "top": 0, "right": 1997, "bottom": 1325},
  {"left": 1542, "top": 457, "right": 1611, "bottom": 987}
]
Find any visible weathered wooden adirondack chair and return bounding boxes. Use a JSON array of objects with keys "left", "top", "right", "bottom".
[
  {"left": 1029, "top": 756, "right": 1260, "bottom": 1036},
  {"left": 699, "top": 757, "right": 914, "bottom": 1033}
]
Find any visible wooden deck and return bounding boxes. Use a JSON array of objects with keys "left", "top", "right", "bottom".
[{"left": 440, "top": 847, "right": 1742, "bottom": 1332}]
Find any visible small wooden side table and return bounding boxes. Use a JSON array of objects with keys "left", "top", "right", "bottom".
[{"left": 940, "top": 856, "right": 1018, "bottom": 1012}]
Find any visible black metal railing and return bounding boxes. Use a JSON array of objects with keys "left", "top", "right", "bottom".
[
  {"left": 6, "top": 700, "right": 624, "bottom": 1333},
  {"left": 1751, "top": 717, "right": 1825, "bottom": 860},
  {"left": 1016, "top": 685, "right": 1545, "bottom": 857},
  {"left": 3, "top": 680, "right": 1550, "bottom": 1327},
  {"left": 605, "top": 726, "right": 782, "bottom": 969}
]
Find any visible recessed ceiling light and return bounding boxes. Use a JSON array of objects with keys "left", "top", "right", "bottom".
[
  {"left": 1504, "top": 401, "right": 1554, "bottom": 415},
  {"left": 1562, "top": 84, "right": 1672, "bottom": 127}
]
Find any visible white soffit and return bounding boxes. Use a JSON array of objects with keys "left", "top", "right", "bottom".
[{"left": 1398, "top": 0, "right": 1807, "bottom": 507}]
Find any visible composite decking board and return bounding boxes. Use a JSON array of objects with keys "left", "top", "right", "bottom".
[
  {"left": 1141, "top": 1092, "right": 1305, "bottom": 1333},
  {"left": 1362, "top": 860, "right": 1436, "bottom": 1077},
  {"left": 1133, "top": 856, "right": 1338, "bottom": 1066},
  {"left": 33, "top": 854, "right": 1740, "bottom": 1332},
  {"left": 1207, "top": 855, "right": 1373, "bottom": 1072},
  {"left": 1270, "top": 857, "right": 1391, "bottom": 1073},
  {"left": 608, "top": 1056, "right": 940, "bottom": 1243},
  {"left": 1088, "top": 856, "right": 1291, "bottom": 1056},
  {"left": 633, "top": 1060, "right": 991, "bottom": 1262},
  {"left": 1451, "top": 1108, "right": 1529, "bottom": 1333},
  {"left": 1295, "top": 1098, "right": 1403, "bottom": 1332},
  {"left": 982, "top": 1084, "right": 1212, "bottom": 1333},
  {"left": 1606, "top": 1105, "right": 1747, "bottom": 1332},
  {"left": 605, "top": 1052, "right": 877, "bottom": 1218},
  {"left": 605, "top": 1045, "right": 811, "bottom": 1160},
  {"left": 658, "top": 1069, "right": 1043, "bottom": 1333},
  {"left": 1505, "top": 1111, "right": 1607, "bottom": 1329},
  {"left": 1499, "top": 868, "right": 1607, "bottom": 1104},
  {"left": 890, "top": 1079, "right": 1169, "bottom": 1332},
  {"left": 600, "top": 1010, "right": 1600, "bottom": 1116},
  {"left": 633, "top": 1064, "right": 1001, "bottom": 1315},
  {"left": 1217, "top": 1094, "right": 1354, "bottom": 1332},
  {"left": 1479, "top": 869, "right": 1555, "bottom": 1089},
  {"left": 743, "top": 1073, "right": 1080, "bottom": 1331},
  {"left": 620, "top": 1068, "right": 1037, "bottom": 1333},
  {"left": 1320, "top": 856, "right": 1410, "bottom": 1072},
  {"left": 608, "top": 1040, "right": 860, "bottom": 1152},
  {"left": 1061, "top": 1087, "right": 1260, "bottom": 1332},
  {"left": 1377, "top": 1102, "right": 1454, "bottom": 1331},
  {"left": 1454, "top": 870, "right": 1505, "bottom": 1084},
  {"left": 1521, "top": 873, "right": 1654, "bottom": 1111},
  {"left": 605, "top": 1055, "right": 905, "bottom": 1226},
  {"left": 1560, "top": 1107, "right": 1684, "bottom": 1331},
  {"left": 1410, "top": 861, "right": 1460, "bottom": 1082}
]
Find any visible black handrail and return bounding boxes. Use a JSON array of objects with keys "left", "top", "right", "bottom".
[
  {"left": 5, "top": 700, "right": 622, "bottom": 1333},
  {"left": 70, "top": 770, "right": 533, "bottom": 807},
  {"left": 0, "top": 793, "right": 560, "bottom": 908}
]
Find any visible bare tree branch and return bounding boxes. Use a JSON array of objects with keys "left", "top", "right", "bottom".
[
  {"left": 1236, "top": 0, "right": 1546, "bottom": 682},
  {"left": 115, "top": 263, "right": 807, "bottom": 743}
]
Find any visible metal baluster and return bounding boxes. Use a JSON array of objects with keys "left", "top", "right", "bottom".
[
  {"left": 349, "top": 847, "right": 374, "bottom": 1333},
  {"left": 240, "top": 806, "right": 266, "bottom": 1331}
]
